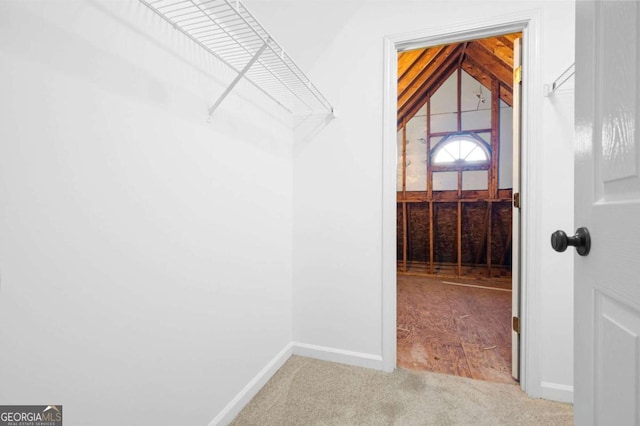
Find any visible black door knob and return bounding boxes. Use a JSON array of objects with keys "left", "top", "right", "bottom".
[{"left": 551, "top": 227, "right": 591, "bottom": 256}]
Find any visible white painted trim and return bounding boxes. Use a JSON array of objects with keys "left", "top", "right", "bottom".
[
  {"left": 518, "top": 9, "right": 544, "bottom": 400},
  {"left": 209, "top": 342, "right": 383, "bottom": 425},
  {"left": 381, "top": 9, "right": 545, "bottom": 398},
  {"left": 381, "top": 34, "right": 398, "bottom": 373},
  {"left": 540, "top": 381, "right": 574, "bottom": 404},
  {"left": 293, "top": 342, "right": 384, "bottom": 370},
  {"left": 209, "top": 342, "right": 293, "bottom": 426}
]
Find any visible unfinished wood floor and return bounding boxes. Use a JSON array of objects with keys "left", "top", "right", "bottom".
[{"left": 397, "top": 274, "right": 515, "bottom": 384}]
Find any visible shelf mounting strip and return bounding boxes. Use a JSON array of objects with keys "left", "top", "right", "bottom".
[{"left": 140, "top": 0, "right": 335, "bottom": 118}]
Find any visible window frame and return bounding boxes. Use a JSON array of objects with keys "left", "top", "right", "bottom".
[{"left": 430, "top": 132, "right": 492, "bottom": 171}]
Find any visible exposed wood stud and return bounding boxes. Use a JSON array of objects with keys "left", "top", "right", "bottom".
[
  {"left": 426, "top": 97, "right": 434, "bottom": 275},
  {"left": 425, "top": 100, "right": 433, "bottom": 274},
  {"left": 502, "top": 224, "right": 513, "bottom": 266},
  {"left": 490, "top": 79, "right": 500, "bottom": 199},
  {"left": 487, "top": 201, "right": 493, "bottom": 277},
  {"left": 402, "top": 118, "right": 407, "bottom": 197},
  {"left": 457, "top": 64, "right": 462, "bottom": 131},
  {"left": 458, "top": 42, "right": 468, "bottom": 67},
  {"left": 423, "top": 202, "right": 429, "bottom": 266},
  {"left": 402, "top": 201, "right": 408, "bottom": 273},
  {"left": 426, "top": 98, "right": 432, "bottom": 199},
  {"left": 457, "top": 201, "right": 462, "bottom": 276},
  {"left": 401, "top": 116, "right": 407, "bottom": 273},
  {"left": 429, "top": 201, "right": 434, "bottom": 274},
  {"left": 406, "top": 203, "right": 412, "bottom": 270},
  {"left": 475, "top": 202, "right": 492, "bottom": 264}
]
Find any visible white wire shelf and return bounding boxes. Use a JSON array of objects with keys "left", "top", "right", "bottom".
[{"left": 140, "top": 0, "right": 335, "bottom": 117}]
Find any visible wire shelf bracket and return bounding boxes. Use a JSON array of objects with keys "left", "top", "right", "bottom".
[
  {"left": 544, "top": 63, "right": 575, "bottom": 97},
  {"left": 208, "top": 38, "right": 270, "bottom": 116},
  {"left": 140, "top": 0, "right": 336, "bottom": 119}
]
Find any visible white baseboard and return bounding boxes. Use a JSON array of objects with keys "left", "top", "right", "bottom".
[
  {"left": 540, "top": 381, "right": 574, "bottom": 404},
  {"left": 209, "top": 342, "right": 294, "bottom": 426},
  {"left": 292, "top": 342, "right": 383, "bottom": 370},
  {"left": 209, "top": 342, "right": 383, "bottom": 424}
]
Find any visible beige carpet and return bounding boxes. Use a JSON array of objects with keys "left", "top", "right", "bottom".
[{"left": 231, "top": 356, "right": 573, "bottom": 425}]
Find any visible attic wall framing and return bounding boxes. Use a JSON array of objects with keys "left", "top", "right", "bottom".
[{"left": 397, "top": 47, "right": 514, "bottom": 279}]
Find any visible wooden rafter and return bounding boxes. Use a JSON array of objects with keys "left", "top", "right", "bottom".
[
  {"left": 398, "top": 44, "right": 461, "bottom": 113},
  {"left": 397, "top": 34, "right": 519, "bottom": 127},
  {"left": 501, "top": 33, "right": 520, "bottom": 43},
  {"left": 464, "top": 42, "right": 513, "bottom": 92},
  {"left": 398, "top": 46, "right": 444, "bottom": 95},
  {"left": 474, "top": 37, "right": 514, "bottom": 70},
  {"left": 398, "top": 44, "right": 463, "bottom": 128},
  {"left": 398, "top": 49, "right": 426, "bottom": 78}
]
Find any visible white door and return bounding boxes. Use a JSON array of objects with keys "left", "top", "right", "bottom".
[{"left": 573, "top": 1, "right": 640, "bottom": 424}]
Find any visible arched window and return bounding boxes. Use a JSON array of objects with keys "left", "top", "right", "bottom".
[{"left": 431, "top": 133, "right": 490, "bottom": 165}]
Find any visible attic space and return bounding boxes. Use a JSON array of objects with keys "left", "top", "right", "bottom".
[
  {"left": 396, "top": 33, "right": 520, "bottom": 279},
  {"left": 396, "top": 33, "right": 521, "bottom": 381}
]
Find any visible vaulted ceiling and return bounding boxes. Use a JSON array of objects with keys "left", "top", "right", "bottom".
[{"left": 397, "top": 33, "right": 520, "bottom": 128}]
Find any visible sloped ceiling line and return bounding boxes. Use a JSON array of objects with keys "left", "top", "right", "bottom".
[{"left": 397, "top": 35, "right": 516, "bottom": 129}]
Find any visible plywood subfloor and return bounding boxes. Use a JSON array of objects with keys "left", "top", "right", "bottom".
[{"left": 397, "top": 274, "right": 516, "bottom": 384}]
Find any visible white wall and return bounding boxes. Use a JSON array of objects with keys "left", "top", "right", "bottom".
[
  {"left": 537, "top": 5, "right": 576, "bottom": 400},
  {"left": 0, "top": 2, "right": 293, "bottom": 424},
  {"left": 247, "top": 0, "right": 575, "bottom": 401},
  {"left": 0, "top": 1, "right": 576, "bottom": 421}
]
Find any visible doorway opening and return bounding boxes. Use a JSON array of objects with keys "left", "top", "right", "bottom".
[{"left": 395, "top": 33, "right": 522, "bottom": 384}]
